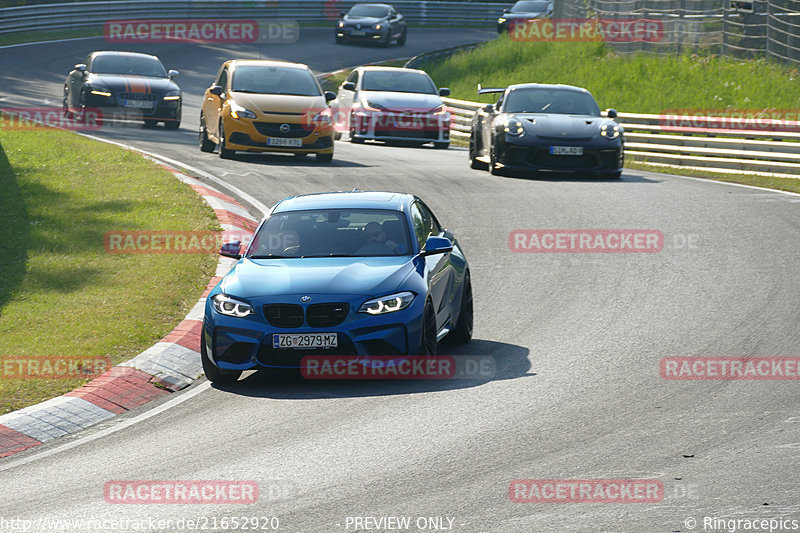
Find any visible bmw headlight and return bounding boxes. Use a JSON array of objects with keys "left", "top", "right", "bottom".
[
  {"left": 358, "top": 292, "right": 415, "bottom": 315},
  {"left": 212, "top": 294, "right": 255, "bottom": 318},
  {"left": 163, "top": 90, "right": 181, "bottom": 101},
  {"left": 504, "top": 117, "right": 525, "bottom": 136},
  {"left": 230, "top": 102, "right": 256, "bottom": 120},
  {"left": 374, "top": 23, "right": 383, "bottom": 30},
  {"left": 600, "top": 123, "right": 621, "bottom": 139}
]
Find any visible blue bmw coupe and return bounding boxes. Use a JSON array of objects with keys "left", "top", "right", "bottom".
[{"left": 201, "top": 191, "right": 473, "bottom": 383}]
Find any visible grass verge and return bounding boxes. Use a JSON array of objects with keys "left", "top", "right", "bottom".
[
  {"left": 0, "top": 124, "right": 218, "bottom": 415},
  {"left": 425, "top": 37, "right": 800, "bottom": 192}
]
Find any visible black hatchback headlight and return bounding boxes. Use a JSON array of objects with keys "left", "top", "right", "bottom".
[{"left": 163, "top": 91, "right": 181, "bottom": 102}]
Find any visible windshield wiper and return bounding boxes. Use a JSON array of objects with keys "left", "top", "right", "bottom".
[{"left": 248, "top": 254, "right": 297, "bottom": 259}]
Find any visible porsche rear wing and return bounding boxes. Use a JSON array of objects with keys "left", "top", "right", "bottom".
[{"left": 477, "top": 84, "right": 505, "bottom": 95}]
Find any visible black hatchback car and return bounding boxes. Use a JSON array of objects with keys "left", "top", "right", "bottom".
[
  {"left": 335, "top": 3, "right": 407, "bottom": 46},
  {"left": 63, "top": 51, "right": 182, "bottom": 129}
]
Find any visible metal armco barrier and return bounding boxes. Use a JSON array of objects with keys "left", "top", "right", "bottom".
[
  {"left": 442, "top": 97, "right": 800, "bottom": 178},
  {"left": 0, "top": 1, "right": 511, "bottom": 35}
]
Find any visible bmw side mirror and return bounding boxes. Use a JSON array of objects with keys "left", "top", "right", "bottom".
[
  {"left": 421, "top": 236, "right": 453, "bottom": 256},
  {"left": 438, "top": 87, "right": 451, "bottom": 97},
  {"left": 342, "top": 81, "right": 356, "bottom": 91},
  {"left": 324, "top": 91, "right": 336, "bottom": 101},
  {"left": 606, "top": 108, "right": 618, "bottom": 119},
  {"left": 483, "top": 103, "right": 494, "bottom": 113},
  {"left": 220, "top": 241, "right": 241, "bottom": 259},
  {"left": 168, "top": 69, "right": 179, "bottom": 79},
  {"left": 210, "top": 85, "right": 223, "bottom": 96}
]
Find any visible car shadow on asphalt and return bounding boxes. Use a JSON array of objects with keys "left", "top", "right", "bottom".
[
  {"left": 491, "top": 170, "right": 661, "bottom": 183},
  {"left": 226, "top": 153, "right": 370, "bottom": 168},
  {"left": 208, "top": 339, "right": 534, "bottom": 399}
]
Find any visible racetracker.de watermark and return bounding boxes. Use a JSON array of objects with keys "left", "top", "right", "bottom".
[
  {"left": 104, "top": 230, "right": 252, "bottom": 254},
  {"left": 103, "top": 19, "right": 299, "bottom": 43},
  {"left": 509, "top": 18, "right": 664, "bottom": 42},
  {"left": 660, "top": 108, "right": 800, "bottom": 133},
  {"left": 661, "top": 356, "right": 800, "bottom": 380},
  {"left": 104, "top": 481, "right": 259, "bottom": 504},
  {"left": 509, "top": 479, "right": 664, "bottom": 503},
  {"left": 509, "top": 229, "right": 664, "bottom": 253},
  {"left": 300, "top": 355, "right": 496, "bottom": 380},
  {"left": 0, "top": 107, "right": 102, "bottom": 131},
  {"left": 1, "top": 356, "right": 111, "bottom": 379}
]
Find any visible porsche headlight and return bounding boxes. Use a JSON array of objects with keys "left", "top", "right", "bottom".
[
  {"left": 600, "top": 123, "right": 621, "bottom": 139},
  {"left": 230, "top": 102, "right": 256, "bottom": 120},
  {"left": 212, "top": 294, "right": 255, "bottom": 318},
  {"left": 504, "top": 117, "right": 525, "bottom": 136},
  {"left": 358, "top": 292, "right": 415, "bottom": 315}
]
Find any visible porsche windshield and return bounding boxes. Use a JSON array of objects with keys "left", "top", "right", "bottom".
[
  {"left": 91, "top": 55, "right": 167, "bottom": 77},
  {"left": 248, "top": 209, "right": 412, "bottom": 258},
  {"left": 361, "top": 71, "right": 437, "bottom": 94},
  {"left": 231, "top": 66, "right": 321, "bottom": 96},
  {"left": 504, "top": 88, "right": 601, "bottom": 115}
]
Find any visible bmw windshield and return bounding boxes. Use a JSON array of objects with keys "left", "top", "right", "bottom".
[{"left": 248, "top": 209, "right": 412, "bottom": 258}]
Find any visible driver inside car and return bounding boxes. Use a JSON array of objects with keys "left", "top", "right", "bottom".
[{"left": 356, "top": 221, "right": 399, "bottom": 255}]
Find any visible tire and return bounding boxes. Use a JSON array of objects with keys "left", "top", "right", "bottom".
[
  {"left": 607, "top": 171, "right": 622, "bottom": 179},
  {"left": 62, "top": 92, "right": 72, "bottom": 118},
  {"left": 398, "top": 28, "right": 407, "bottom": 45},
  {"left": 334, "top": 131, "right": 342, "bottom": 140},
  {"left": 349, "top": 114, "right": 364, "bottom": 143},
  {"left": 200, "top": 334, "right": 242, "bottom": 384},
  {"left": 316, "top": 152, "right": 334, "bottom": 163},
  {"left": 144, "top": 119, "right": 158, "bottom": 127},
  {"left": 199, "top": 115, "right": 215, "bottom": 152},
  {"left": 164, "top": 120, "right": 180, "bottom": 130},
  {"left": 489, "top": 143, "right": 503, "bottom": 176},
  {"left": 433, "top": 142, "right": 449, "bottom": 150},
  {"left": 469, "top": 132, "right": 488, "bottom": 170},
  {"left": 382, "top": 31, "right": 392, "bottom": 47},
  {"left": 218, "top": 121, "right": 234, "bottom": 159},
  {"left": 448, "top": 272, "right": 473, "bottom": 344},
  {"left": 420, "top": 301, "right": 438, "bottom": 356}
]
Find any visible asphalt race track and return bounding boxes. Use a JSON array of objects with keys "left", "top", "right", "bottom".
[{"left": 1, "top": 28, "right": 799, "bottom": 533}]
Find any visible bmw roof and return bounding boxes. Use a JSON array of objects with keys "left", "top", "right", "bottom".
[{"left": 272, "top": 191, "right": 412, "bottom": 213}]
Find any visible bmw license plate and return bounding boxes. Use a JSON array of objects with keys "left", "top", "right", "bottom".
[
  {"left": 550, "top": 146, "right": 583, "bottom": 155},
  {"left": 267, "top": 137, "right": 303, "bottom": 147},
  {"left": 273, "top": 333, "right": 338, "bottom": 349},
  {"left": 123, "top": 99, "right": 154, "bottom": 109}
]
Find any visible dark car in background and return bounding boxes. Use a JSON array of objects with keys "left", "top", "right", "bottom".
[
  {"left": 335, "top": 3, "right": 407, "bottom": 46},
  {"left": 497, "top": 0, "right": 554, "bottom": 33},
  {"left": 63, "top": 51, "right": 182, "bottom": 129},
  {"left": 469, "top": 83, "right": 624, "bottom": 178}
]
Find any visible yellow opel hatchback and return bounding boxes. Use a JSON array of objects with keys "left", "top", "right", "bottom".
[{"left": 199, "top": 60, "right": 336, "bottom": 162}]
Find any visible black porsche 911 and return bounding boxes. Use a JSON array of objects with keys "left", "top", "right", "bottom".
[
  {"left": 335, "top": 3, "right": 407, "bottom": 46},
  {"left": 469, "top": 83, "right": 624, "bottom": 178},
  {"left": 63, "top": 51, "right": 182, "bottom": 129}
]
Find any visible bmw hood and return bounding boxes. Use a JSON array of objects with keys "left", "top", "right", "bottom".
[
  {"left": 88, "top": 74, "right": 178, "bottom": 95},
  {"left": 360, "top": 91, "right": 442, "bottom": 112},
  {"left": 220, "top": 256, "right": 415, "bottom": 300},
  {"left": 514, "top": 113, "right": 611, "bottom": 139}
]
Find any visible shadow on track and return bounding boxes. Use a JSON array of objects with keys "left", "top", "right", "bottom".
[{"left": 209, "top": 339, "right": 533, "bottom": 399}]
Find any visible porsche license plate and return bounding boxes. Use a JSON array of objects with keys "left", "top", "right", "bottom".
[
  {"left": 267, "top": 137, "right": 303, "bottom": 147},
  {"left": 550, "top": 146, "right": 583, "bottom": 155},
  {"left": 273, "top": 333, "right": 338, "bottom": 349}
]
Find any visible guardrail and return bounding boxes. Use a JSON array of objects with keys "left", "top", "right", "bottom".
[
  {"left": 442, "top": 97, "right": 800, "bottom": 178},
  {"left": 0, "top": 0, "right": 511, "bottom": 35}
]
